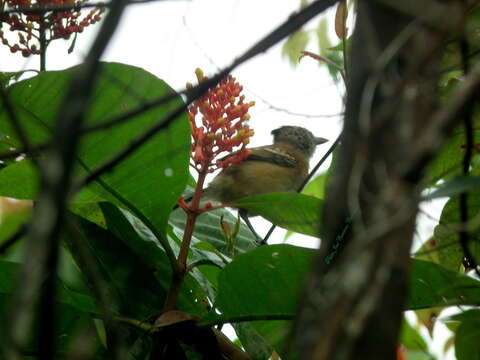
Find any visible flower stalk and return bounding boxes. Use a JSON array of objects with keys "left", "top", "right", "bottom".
[{"left": 163, "top": 68, "right": 254, "bottom": 311}]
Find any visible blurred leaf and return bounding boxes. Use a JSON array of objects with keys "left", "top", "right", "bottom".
[
  {"left": 454, "top": 310, "right": 480, "bottom": 360},
  {"left": 415, "top": 307, "right": 443, "bottom": 337},
  {"left": 415, "top": 237, "right": 441, "bottom": 266},
  {"left": 0, "top": 259, "right": 97, "bottom": 314},
  {"left": 232, "top": 322, "right": 272, "bottom": 360},
  {"left": 250, "top": 320, "right": 291, "bottom": 360},
  {"left": 424, "top": 176, "right": 480, "bottom": 200},
  {"left": 334, "top": 1, "right": 348, "bottom": 39},
  {"left": 325, "top": 49, "right": 345, "bottom": 84},
  {"left": 432, "top": 190, "right": 480, "bottom": 271},
  {"left": 405, "top": 350, "right": 436, "bottom": 360},
  {"left": 400, "top": 318, "right": 428, "bottom": 351},
  {"left": 427, "top": 109, "right": 480, "bottom": 184},
  {"left": 281, "top": 29, "right": 309, "bottom": 67},
  {"left": 0, "top": 260, "right": 104, "bottom": 355},
  {"left": 0, "top": 159, "right": 107, "bottom": 226},
  {"left": 316, "top": 18, "right": 330, "bottom": 56},
  {"left": 406, "top": 260, "right": 480, "bottom": 309},
  {"left": 233, "top": 193, "right": 324, "bottom": 237},
  {"left": 0, "top": 62, "right": 190, "bottom": 236},
  {"left": 0, "top": 198, "right": 30, "bottom": 244},
  {"left": 0, "top": 70, "right": 33, "bottom": 88},
  {"left": 302, "top": 172, "right": 327, "bottom": 199}
]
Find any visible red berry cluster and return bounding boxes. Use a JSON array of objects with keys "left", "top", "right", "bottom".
[
  {"left": 0, "top": 0, "right": 104, "bottom": 57},
  {"left": 187, "top": 68, "right": 255, "bottom": 173}
]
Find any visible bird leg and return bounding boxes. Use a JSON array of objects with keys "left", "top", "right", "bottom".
[{"left": 239, "top": 209, "right": 265, "bottom": 245}]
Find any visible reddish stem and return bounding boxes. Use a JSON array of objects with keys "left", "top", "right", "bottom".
[{"left": 163, "top": 167, "right": 208, "bottom": 311}]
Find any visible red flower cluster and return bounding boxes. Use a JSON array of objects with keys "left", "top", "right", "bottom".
[
  {"left": 187, "top": 68, "right": 255, "bottom": 173},
  {"left": 0, "top": 0, "right": 103, "bottom": 57}
]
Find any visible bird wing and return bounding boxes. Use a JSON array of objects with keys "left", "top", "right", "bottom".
[{"left": 221, "top": 145, "right": 297, "bottom": 168}]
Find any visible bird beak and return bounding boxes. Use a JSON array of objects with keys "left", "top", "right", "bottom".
[{"left": 314, "top": 137, "right": 328, "bottom": 145}]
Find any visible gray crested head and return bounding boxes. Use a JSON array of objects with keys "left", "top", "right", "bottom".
[{"left": 271, "top": 126, "right": 328, "bottom": 158}]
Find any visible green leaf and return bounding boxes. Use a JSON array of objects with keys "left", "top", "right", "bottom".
[
  {"left": 0, "top": 200, "right": 30, "bottom": 245},
  {"left": 0, "top": 159, "right": 107, "bottom": 226},
  {"left": 99, "top": 203, "right": 210, "bottom": 316},
  {"left": 0, "top": 259, "right": 97, "bottom": 314},
  {"left": 0, "top": 62, "right": 190, "bottom": 236},
  {"left": 233, "top": 193, "right": 323, "bottom": 237},
  {"left": 455, "top": 310, "right": 480, "bottom": 360},
  {"left": 432, "top": 190, "right": 480, "bottom": 271},
  {"left": 424, "top": 176, "right": 480, "bottom": 200},
  {"left": 316, "top": 18, "right": 331, "bottom": 56},
  {"left": 65, "top": 214, "right": 167, "bottom": 319},
  {"left": 400, "top": 318, "right": 428, "bottom": 351},
  {"left": 213, "top": 245, "right": 480, "bottom": 323},
  {"left": 302, "top": 173, "right": 327, "bottom": 199},
  {"left": 216, "top": 244, "right": 313, "bottom": 319},
  {"left": 281, "top": 29, "right": 309, "bottom": 67},
  {"left": 169, "top": 207, "right": 257, "bottom": 257},
  {"left": 0, "top": 160, "right": 38, "bottom": 199},
  {"left": 426, "top": 122, "right": 480, "bottom": 184},
  {"left": 232, "top": 322, "right": 272, "bottom": 360},
  {"left": 406, "top": 260, "right": 480, "bottom": 309}
]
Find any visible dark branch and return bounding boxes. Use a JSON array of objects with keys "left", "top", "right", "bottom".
[{"left": 0, "top": 0, "right": 188, "bottom": 16}]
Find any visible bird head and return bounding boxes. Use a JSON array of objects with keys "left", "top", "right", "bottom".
[{"left": 271, "top": 126, "right": 328, "bottom": 158}]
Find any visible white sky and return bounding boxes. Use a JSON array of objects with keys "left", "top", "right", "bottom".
[{"left": 0, "top": 1, "right": 454, "bottom": 358}]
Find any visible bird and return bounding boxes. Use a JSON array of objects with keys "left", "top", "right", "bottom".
[
  {"left": 195, "top": 125, "right": 328, "bottom": 243},
  {"left": 203, "top": 125, "right": 328, "bottom": 203}
]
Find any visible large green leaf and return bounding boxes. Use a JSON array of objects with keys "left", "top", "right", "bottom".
[
  {"left": 232, "top": 193, "right": 323, "bottom": 237},
  {"left": 65, "top": 214, "right": 166, "bottom": 319},
  {"left": 216, "top": 245, "right": 311, "bottom": 319},
  {"left": 213, "top": 245, "right": 480, "bottom": 323},
  {"left": 99, "top": 203, "right": 210, "bottom": 317},
  {"left": 0, "top": 62, "right": 190, "bottom": 235}
]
